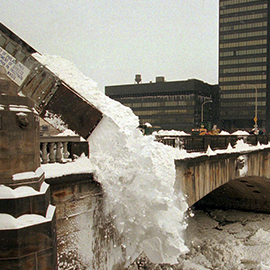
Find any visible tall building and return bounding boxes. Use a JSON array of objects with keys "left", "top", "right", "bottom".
[
  {"left": 105, "top": 77, "right": 219, "bottom": 132},
  {"left": 219, "top": 0, "right": 269, "bottom": 132}
]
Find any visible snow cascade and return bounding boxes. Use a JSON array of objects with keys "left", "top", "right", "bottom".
[{"left": 34, "top": 54, "right": 189, "bottom": 265}]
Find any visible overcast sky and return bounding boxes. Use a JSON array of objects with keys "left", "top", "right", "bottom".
[{"left": 2, "top": 0, "right": 218, "bottom": 91}]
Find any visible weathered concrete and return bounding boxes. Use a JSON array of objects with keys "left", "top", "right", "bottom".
[
  {"left": 0, "top": 92, "right": 40, "bottom": 189},
  {"left": 175, "top": 148, "right": 270, "bottom": 209},
  {"left": 46, "top": 173, "right": 124, "bottom": 270}
]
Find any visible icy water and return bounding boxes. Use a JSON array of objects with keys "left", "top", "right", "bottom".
[{"left": 179, "top": 209, "right": 270, "bottom": 270}]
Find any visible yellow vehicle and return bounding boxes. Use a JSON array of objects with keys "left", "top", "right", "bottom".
[{"left": 192, "top": 125, "right": 220, "bottom": 136}]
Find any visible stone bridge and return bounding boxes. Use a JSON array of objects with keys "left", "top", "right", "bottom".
[{"left": 174, "top": 147, "right": 270, "bottom": 213}]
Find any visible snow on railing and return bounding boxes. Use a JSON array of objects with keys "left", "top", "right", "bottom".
[{"left": 156, "top": 134, "right": 270, "bottom": 152}]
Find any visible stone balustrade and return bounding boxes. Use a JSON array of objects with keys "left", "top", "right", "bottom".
[{"left": 40, "top": 136, "right": 89, "bottom": 164}]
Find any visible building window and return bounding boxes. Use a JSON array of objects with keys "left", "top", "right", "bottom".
[
  {"left": 219, "top": 75, "right": 267, "bottom": 82},
  {"left": 220, "top": 39, "right": 267, "bottom": 49},
  {"left": 220, "top": 84, "right": 266, "bottom": 91},
  {"left": 220, "top": 12, "right": 267, "bottom": 23}
]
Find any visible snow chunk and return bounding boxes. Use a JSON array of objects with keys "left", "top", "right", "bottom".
[
  {"left": 234, "top": 139, "right": 251, "bottom": 152},
  {"left": 144, "top": 122, "right": 152, "bottom": 127},
  {"left": 247, "top": 228, "right": 270, "bottom": 246},
  {"left": 43, "top": 111, "right": 68, "bottom": 132}
]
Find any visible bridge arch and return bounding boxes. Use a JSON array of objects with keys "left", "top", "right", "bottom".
[
  {"left": 193, "top": 176, "right": 270, "bottom": 213},
  {"left": 174, "top": 148, "right": 270, "bottom": 211}
]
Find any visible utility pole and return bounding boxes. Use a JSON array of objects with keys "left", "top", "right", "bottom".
[{"left": 201, "top": 100, "right": 213, "bottom": 125}]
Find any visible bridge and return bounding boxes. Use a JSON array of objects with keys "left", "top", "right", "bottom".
[
  {"left": 40, "top": 133, "right": 270, "bottom": 213},
  {"left": 173, "top": 141, "right": 270, "bottom": 213}
]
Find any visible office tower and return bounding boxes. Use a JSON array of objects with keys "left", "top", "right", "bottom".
[{"left": 219, "top": 0, "right": 269, "bottom": 132}]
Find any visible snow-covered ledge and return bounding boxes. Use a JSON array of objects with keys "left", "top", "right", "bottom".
[
  {"left": 0, "top": 181, "right": 49, "bottom": 199},
  {"left": 0, "top": 204, "right": 55, "bottom": 230}
]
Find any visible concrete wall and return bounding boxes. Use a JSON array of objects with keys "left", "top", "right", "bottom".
[{"left": 46, "top": 174, "right": 124, "bottom": 270}]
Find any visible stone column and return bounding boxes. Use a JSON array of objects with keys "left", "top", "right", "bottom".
[{"left": 0, "top": 66, "right": 57, "bottom": 269}]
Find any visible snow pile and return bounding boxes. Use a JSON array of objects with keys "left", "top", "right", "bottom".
[
  {"left": 34, "top": 54, "right": 189, "bottom": 264},
  {"left": 153, "top": 129, "right": 191, "bottom": 136},
  {"left": 232, "top": 130, "right": 250, "bottom": 136},
  {"left": 206, "top": 146, "right": 217, "bottom": 156},
  {"left": 143, "top": 122, "right": 152, "bottom": 127},
  {"left": 56, "top": 129, "right": 78, "bottom": 137},
  {"left": 219, "top": 130, "right": 230, "bottom": 135},
  {"left": 42, "top": 154, "right": 94, "bottom": 178}
]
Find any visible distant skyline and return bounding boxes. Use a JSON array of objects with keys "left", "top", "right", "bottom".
[{"left": 2, "top": 0, "right": 218, "bottom": 91}]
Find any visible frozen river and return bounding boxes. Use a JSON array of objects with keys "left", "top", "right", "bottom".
[{"left": 179, "top": 209, "right": 270, "bottom": 270}]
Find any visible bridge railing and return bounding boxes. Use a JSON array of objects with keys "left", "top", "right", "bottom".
[
  {"left": 40, "top": 136, "right": 89, "bottom": 164},
  {"left": 155, "top": 135, "right": 270, "bottom": 152}
]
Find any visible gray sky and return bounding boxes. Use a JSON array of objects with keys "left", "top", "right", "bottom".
[{"left": 2, "top": 0, "right": 218, "bottom": 91}]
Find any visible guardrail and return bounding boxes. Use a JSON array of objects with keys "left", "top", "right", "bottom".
[
  {"left": 40, "top": 136, "right": 89, "bottom": 164},
  {"left": 155, "top": 135, "right": 270, "bottom": 152}
]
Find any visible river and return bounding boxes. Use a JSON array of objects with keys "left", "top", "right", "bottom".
[{"left": 179, "top": 209, "right": 270, "bottom": 270}]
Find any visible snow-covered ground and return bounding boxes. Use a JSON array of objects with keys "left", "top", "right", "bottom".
[{"left": 181, "top": 209, "right": 270, "bottom": 270}]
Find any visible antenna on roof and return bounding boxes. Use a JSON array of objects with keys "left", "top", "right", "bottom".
[{"left": 135, "top": 74, "right": 142, "bottom": 84}]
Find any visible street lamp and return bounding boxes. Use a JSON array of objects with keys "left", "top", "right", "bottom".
[
  {"left": 201, "top": 100, "right": 212, "bottom": 124},
  {"left": 241, "top": 84, "right": 258, "bottom": 134}
]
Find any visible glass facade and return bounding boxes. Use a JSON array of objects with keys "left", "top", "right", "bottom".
[{"left": 219, "top": 0, "right": 269, "bottom": 131}]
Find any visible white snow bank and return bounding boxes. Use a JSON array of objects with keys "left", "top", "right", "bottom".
[
  {"left": 153, "top": 129, "right": 191, "bottom": 136},
  {"left": 41, "top": 154, "right": 94, "bottom": 178},
  {"left": 219, "top": 130, "right": 230, "bottom": 135},
  {"left": 56, "top": 129, "right": 78, "bottom": 136},
  {"left": 0, "top": 205, "right": 55, "bottom": 230},
  {"left": 232, "top": 130, "right": 250, "bottom": 135},
  {"left": 214, "top": 140, "right": 270, "bottom": 155},
  {"left": 9, "top": 104, "right": 32, "bottom": 112},
  {"left": 144, "top": 122, "right": 152, "bottom": 127}
]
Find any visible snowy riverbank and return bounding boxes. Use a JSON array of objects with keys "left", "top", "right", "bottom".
[{"left": 181, "top": 209, "right": 270, "bottom": 270}]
